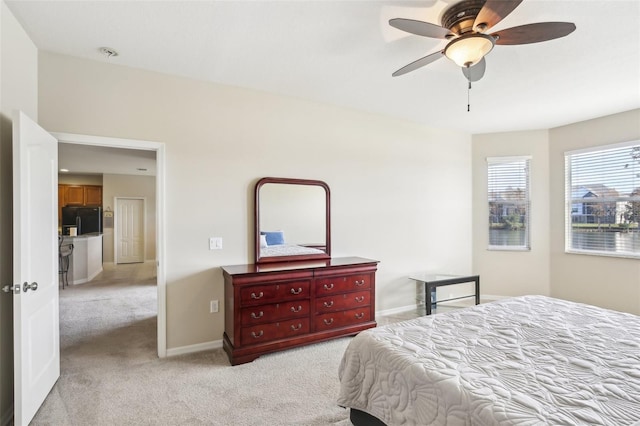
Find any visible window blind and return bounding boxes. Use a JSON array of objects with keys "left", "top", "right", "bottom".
[
  {"left": 487, "top": 157, "right": 531, "bottom": 250},
  {"left": 565, "top": 142, "right": 640, "bottom": 258}
]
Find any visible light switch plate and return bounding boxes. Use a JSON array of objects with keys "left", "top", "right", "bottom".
[{"left": 209, "top": 237, "right": 223, "bottom": 250}]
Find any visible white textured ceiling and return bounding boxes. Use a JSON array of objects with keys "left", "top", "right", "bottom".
[{"left": 6, "top": 0, "right": 640, "bottom": 134}]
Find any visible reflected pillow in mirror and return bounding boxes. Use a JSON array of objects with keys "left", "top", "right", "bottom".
[
  {"left": 261, "top": 230, "right": 285, "bottom": 246},
  {"left": 260, "top": 234, "right": 268, "bottom": 248}
]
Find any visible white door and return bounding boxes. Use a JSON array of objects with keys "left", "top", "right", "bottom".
[
  {"left": 116, "top": 197, "right": 145, "bottom": 263},
  {"left": 12, "top": 111, "right": 60, "bottom": 425}
]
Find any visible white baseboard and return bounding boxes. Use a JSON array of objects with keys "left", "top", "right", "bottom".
[
  {"left": 376, "top": 304, "right": 418, "bottom": 317},
  {"left": 482, "top": 294, "right": 508, "bottom": 301},
  {"left": 166, "top": 339, "right": 222, "bottom": 357},
  {"left": 166, "top": 296, "right": 511, "bottom": 357},
  {"left": 377, "top": 295, "right": 509, "bottom": 317},
  {"left": 1, "top": 406, "right": 13, "bottom": 426}
]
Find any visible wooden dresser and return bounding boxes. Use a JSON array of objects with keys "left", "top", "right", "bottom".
[{"left": 221, "top": 257, "right": 378, "bottom": 365}]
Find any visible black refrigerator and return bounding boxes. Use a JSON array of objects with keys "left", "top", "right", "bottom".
[{"left": 61, "top": 206, "right": 102, "bottom": 235}]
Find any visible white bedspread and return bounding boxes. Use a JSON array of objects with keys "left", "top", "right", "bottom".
[
  {"left": 338, "top": 295, "right": 640, "bottom": 425},
  {"left": 260, "top": 244, "right": 324, "bottom": 257}
]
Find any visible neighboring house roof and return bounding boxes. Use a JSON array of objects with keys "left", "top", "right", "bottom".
[{"left": 572, "top": 184, "right": 620, "bottom": 199}]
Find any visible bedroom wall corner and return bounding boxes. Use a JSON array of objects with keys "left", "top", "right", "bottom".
[
  {"left": 549, "top": 109, "right": 640, "bottom": 314},
  {"left": 471, "top": 130, "right": 551, "bottom": 298}
]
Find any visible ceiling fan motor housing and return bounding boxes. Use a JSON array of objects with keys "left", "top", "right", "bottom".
[{"left": 441, "top": 0, "right": 487, "bottom": 35}]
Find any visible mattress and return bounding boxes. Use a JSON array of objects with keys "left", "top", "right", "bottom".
[
  {"left": 260, "top": 243, "right": 324, "bottom": 257},
  {"left": 338, "top": 295, "right": 640, "bottom": 425}
]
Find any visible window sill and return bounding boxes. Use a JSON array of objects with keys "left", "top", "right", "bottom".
[
  {"left": 565, "top": 249, "right": 640, "bottom": 260},
  {"left": 487, "top": 246, "right": 531, "bottom": 252}
]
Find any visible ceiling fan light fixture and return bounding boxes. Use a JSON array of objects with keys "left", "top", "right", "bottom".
[{"left": 444, "top": 33, "right": 495, "bottom": 67}]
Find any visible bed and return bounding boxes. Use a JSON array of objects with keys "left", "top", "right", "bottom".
[
  {"left": 259, "top": 243, "right": 325, "bottom": 257},
  {"left": 338, "top": 295, "right": 640, "bottom": 425}
]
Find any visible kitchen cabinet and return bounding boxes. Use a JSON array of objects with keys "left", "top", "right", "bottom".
[
  {"left": 84, "top": 185, "right": 103, "bottom": 206},
  {"left": 59, "top": 184, "right": 102, "bottom": 207},
  {"left": 60, "top": 234, "right": 103, "bottom": 284},
  {"left": 59, "top": 184, "right": 102, "bottom": 227}
]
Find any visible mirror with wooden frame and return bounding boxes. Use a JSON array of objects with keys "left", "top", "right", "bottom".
[{"left": 255, "top": 177, "right": 331, "bottom": 264}]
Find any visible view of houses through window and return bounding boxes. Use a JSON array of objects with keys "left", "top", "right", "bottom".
[
  {"left": 566, "top": 142, "right": 640, "bottom": 258},
  {"left": 487, "top": 157, "right": 531, "bottom": 250}
]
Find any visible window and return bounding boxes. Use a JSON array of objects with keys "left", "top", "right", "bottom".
[
  {"left": 487, "top": 156, "right": 531, "bottom": 250},
  {"left": 565, "top": 141, "right": 640, "bottom": 258}
]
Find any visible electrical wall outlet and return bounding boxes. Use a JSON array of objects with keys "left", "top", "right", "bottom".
[
  {"left": 209, "top": 237, "right": 223, "bottom": 250},
  {"left": 210, "top": 300, "right": 219, "bottom": 313}
]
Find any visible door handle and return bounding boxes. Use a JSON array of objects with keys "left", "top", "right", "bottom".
[{"left": 23, "top": 282, "right": 38, "bottom": 292}]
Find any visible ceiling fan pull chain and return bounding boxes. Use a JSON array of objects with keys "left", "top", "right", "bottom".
[{"left": 467, "top": 81, "right": 472, "bottom": 112}]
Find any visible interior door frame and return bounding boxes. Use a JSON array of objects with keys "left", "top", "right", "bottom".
[
  {"left": 51, "top": 132, "right": 167, "bottom": 358},
  {"left": 114, "top": 196, "right": 147, "bottom": 264}
]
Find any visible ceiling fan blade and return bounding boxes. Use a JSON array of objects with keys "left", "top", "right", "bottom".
[
  {"left": 474, "top": 0, "right": 523, "bottom": 31},
  {"left": 492, "top": 22, "right": 576, "bottom": 45},
  {"left": 389, "top": 18, "right": 452, "bottom": 39},
  {"left": 392, "top": 51, "right": 444, "bottom": 77},
  {"left": 462, "top": 58, "right": 486, "bottom": 82}
]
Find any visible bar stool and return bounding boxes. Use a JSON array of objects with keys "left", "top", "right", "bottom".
[{"left": 59, "top": 236, "right": 74, "bottom": 289}]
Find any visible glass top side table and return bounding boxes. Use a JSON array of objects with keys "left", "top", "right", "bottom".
[{"left": 409, "top": 273, "right": 480, "bottom": 315}]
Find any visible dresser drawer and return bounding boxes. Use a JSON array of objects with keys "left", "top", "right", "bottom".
[
  {"left": 315, "top": 307, "right": 371, "bottom": 331},
  {"left": 315, "top": 291, "right": 370, "bottom": 313},
  {"left": 241, "top": 301, "right": 310, "bottom": 325},
  {"left": 240, "top": 280, "right": 310, "bottom": 305},
  {"left": 315, "top": 274, "right": 371, "bottom": 295},
  {"left": 241, "top": 318, "right": 310, "bottom": 345}
]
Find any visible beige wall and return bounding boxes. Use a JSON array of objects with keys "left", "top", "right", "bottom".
[
  {"left": 37, "top": 51, "right": 472, "bottom": 349},
  {"left": 472, "top": 130, "right": 550, "bottom": 297},
  {"left": 0, "top": 1, "right": 38, "bottom": 422},
  {"left": 549, "top": 109, "right": 640, "bottom": 314},
  {"left": 473, "top": 109, "right": 640, "bottom": 315},
  {"left": 102, "top": 174, "right": 156, "bottom": 263},
  {"left": 58, "top": 173, "right": 103, "bottom": 185}
]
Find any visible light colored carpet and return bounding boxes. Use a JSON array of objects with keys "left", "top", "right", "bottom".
[{"left": 31, "top": 263, "right": 357, "bottom": 425}]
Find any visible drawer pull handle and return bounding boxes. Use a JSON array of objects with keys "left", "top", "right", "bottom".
[
  {"left": 290, "top": 323, "right": 303, "bottom": 331},
  {"left": 251, "top": 330, "right": 264, "bottom": 338},
  {"left": 251, "top": 292, "right": 264, "bottom": 300},
  {"left": 323, "top": 300, "right": 334, "bottom": 308},
  {"left": 290, "top": 287, "right": 303, "bottom": 295},
  {"left": 323, "top": 318, "right": 334, "bottom": 325},
  {"left": 290, "top": 305, "right": 303, "bottom": 313},
  {"left": 355, "top": 280, "right": 365, "bottom": 286},
  {"left": 323, "top": 283, "right": 334, "bottom": 290},
  {"left": 250, "top": 311, "right": 264, "bottom": 319},
  {"left": 355, "top": 312, "right": 365, "bottom": 319},
  {"left": 354, "top": 296, "right": 365, "bottom": 303}
]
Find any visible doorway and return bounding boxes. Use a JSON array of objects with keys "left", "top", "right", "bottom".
[{"left": 53, "top": 132, "right": 167, "bottom": 357}]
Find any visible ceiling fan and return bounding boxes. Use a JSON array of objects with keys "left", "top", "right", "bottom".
[{"left": 390, "top": 0, "right": 576, "bottom": 82}]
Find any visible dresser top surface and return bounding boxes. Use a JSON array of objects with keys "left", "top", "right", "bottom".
[{"left": 221, "top": 256, "right": 378, "bottom": 276}]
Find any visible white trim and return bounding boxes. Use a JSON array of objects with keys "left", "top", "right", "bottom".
[
  {"left": 566, "top": 249, "right": 640, "bottom": 260},
  {"left": 69, "top": 266, "right": 103, "bottom": 285},
  {"left": 481, "top": 294, "right": 509, "bottom": 301},
  {"left": 376, "top": 304, "right": 417, "bottom": 317},
  {"left": 51, "top": 132, "right": 167, "bottom": 358},
  {"left": 486, "top": 155, "right": 532, "bottom": 163},
  {"left": 487, "top": 246, "right": 531, "bottom": 252},
  {"left": 564, "top": 139, "right": 638, "bottom": 156},
  {"left": 166, "top": 339, "right": 223, "bottom": 357}
]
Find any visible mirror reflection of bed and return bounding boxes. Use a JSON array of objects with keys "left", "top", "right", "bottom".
[{"left": 255, "top": 177, "right": 330, "bottom": 263}]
